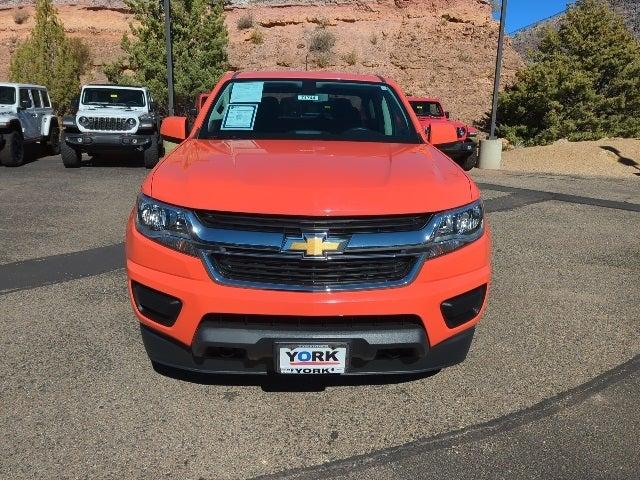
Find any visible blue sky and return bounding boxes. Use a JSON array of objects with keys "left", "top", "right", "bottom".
[{"left": 494, "top": 0, "right": 577, "bottom": 34}]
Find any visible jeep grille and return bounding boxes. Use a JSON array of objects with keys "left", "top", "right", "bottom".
[{"left": 84, "top": 117, "right": 133, "bottom": 132}]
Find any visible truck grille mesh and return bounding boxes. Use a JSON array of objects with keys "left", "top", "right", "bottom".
[
  {"left": 208, "top": 250, "right": 419, "bottom": 290},
  {"left": 84, "top": 117, "right": 131, "bottom": 132}
]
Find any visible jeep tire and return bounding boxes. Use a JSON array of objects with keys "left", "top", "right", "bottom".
[
  {"left": 0, "top": 129, "right": 25, "bottom": 167},
  {"left": 143, "top": 135, "right": 160, "bottom": 169},
  {"left": 458, "top": 150, "right": 478, "bottom": 171},
  {"left": 61, "top": 141, "right": 82, "bottom": 168},
  {"left": 46, "top": 123, "right": 61, "bottom": 156}
]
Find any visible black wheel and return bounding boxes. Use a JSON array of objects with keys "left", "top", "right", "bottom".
[
  {"left": 458, "top": 150, "right": 478, "bottom": 171},
  {"left": 61, "top": 140, "right": 82, "bottom": 168},
  {"left": 143, "top": 135, "right": 160, "bottom": 169},
  {"left": 0, "top": 129, "right": 25, "bottom": 167},
  {"left": 47, "top": 123, "right": 61, "bottom": 155}
]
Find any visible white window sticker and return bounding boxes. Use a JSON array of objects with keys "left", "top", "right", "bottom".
[
  {"left": 297, "top": 94, "right": 329, "bottom": 102},
  {"left": 230, "top": 82, "right": 264, "bottom": 103},
  {"left": 221, "top": 104, "right": 258, "bottom": 130}
]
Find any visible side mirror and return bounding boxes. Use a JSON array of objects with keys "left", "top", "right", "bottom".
[
  {"left": 149, "top": 101, "right": 157, "bottom": 112},
  {"left": 160, "top": 116, "right": 188, "bottom": 143},
  {"left": 428, "top": 123, "right": 458, "bottom": 146},
  {"left": 444, "top": 111, "right": 450, "bottom": 119}
]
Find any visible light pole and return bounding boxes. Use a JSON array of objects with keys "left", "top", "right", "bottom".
[
  {"left": 489, "top": 0, "right": 508, "bottom": 139},
  {"left": 163, "top": 0, "right": 175, "bottom": 115}
]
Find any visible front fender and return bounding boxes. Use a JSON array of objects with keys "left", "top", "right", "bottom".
[{"left": 41, "top": 115, "right": 58, "bottom": 137}]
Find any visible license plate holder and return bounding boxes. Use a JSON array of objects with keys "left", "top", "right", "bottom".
[{"left": 276, "top": 343, "right": 348, "bottom": 374}]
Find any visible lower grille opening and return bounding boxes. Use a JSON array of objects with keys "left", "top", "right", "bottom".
[{"left": 132, "top": 281, "right": 182, "bottom": 327}]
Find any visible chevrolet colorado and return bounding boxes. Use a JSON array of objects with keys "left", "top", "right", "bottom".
[{"left": 126, "top": 71, "right": 491, "bottom": 376}]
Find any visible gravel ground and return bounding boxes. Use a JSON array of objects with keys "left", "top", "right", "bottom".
[{"left": 501, "top": 138, "right": 640, "bottom": 178}]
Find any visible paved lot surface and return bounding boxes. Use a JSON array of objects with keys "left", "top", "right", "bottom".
[{"left": 1, "top": 156, "right": 639, "bottom": 479}]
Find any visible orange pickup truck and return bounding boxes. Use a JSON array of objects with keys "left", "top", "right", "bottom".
[{"left": 126, "top": 71, "right": 491, "bottom": 377}]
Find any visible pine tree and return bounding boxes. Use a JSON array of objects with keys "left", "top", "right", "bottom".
[
  {"left": 9, "top": 0, "right": 90, "bottom": 112},
  {"left": 496, "top": 0, "right": 640, "bottom": 145},
  {"left": 105, "top": 0, "right": 228, "bottom": 114}
]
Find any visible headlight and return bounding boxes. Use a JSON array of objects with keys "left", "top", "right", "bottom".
[
  {"left": 78, "top": 116, "right": 89, "bottom": 126},
  {"left": 424, "top": 201, "right": 484, "bottom": 258},
  {"left": 126, "top": 118, "right": 137, "bottom": 128},
  {"left": 456, "top": 127, "right": 466, "bottom": 138},
  {"left": 135, "top": 194, "right": 197, "bottom": 256},
  {"left": 137, "top": 115, "right": 154, "bottom": 130}
]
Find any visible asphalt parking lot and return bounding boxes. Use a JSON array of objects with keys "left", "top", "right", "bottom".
[{"left": 1, "top": 155, "right": 639, "bottom": 479}]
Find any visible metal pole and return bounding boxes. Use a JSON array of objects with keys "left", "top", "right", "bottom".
[
  {"left": 489, "top": 0, "right": 508, "bottom": 140},
  {"left": 163, "top": 0, "right": 175, "bottom": 116}
]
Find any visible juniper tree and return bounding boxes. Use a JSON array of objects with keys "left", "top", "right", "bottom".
[
  {"left": 9, "top": 0, "right": 91, "bottom": 112},
  {"left": 105, "top": 0, "right": 228, "bottom": 114},
  {"left": 495, "top": 0, "right": 640, "bottom": 145}
]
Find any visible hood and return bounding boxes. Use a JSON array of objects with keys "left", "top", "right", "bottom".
[
  {"left": 416, "top": 116, "right": 466, "bottom": 129},
  {"left": 76, "top": 107, "right": 147, "bottom": 117},
  {"left": 147, "top": 139, "right": 473, "bottom": 216}
]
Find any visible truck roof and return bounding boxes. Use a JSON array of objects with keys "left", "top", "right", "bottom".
[
  {"left": 83, "top": 84, "right": 147, "bottom": 90},
  {"left": 406, "top": 96, "right": 441, "bottom": 103},
  {"left": 0, "top": 82, "right": 47, "bottom": 89},
  {"left": 231, "top": 71, "right": 386, "bottom": 83}
]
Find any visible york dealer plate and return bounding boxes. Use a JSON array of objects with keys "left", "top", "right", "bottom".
[{"left": 277, "top": 344, "right": 348, "bottom": 374}]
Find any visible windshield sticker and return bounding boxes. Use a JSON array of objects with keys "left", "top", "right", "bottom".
[
  {"left": 230, "top": 82, "right": 264, "bottom": 103},
  {"left": 221, "top": 104, "right": 258, "bottom": 130},
  {"left": 110, "top": 93, "right": 119, "bottom": 98},
  {"left": 297, "top": 94, "right": 329, "bottom": 102}
]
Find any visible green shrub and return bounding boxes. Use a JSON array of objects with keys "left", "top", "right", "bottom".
[
  {"left": 249, "top": 28, "right": 263, "bottom": 45},
  {"left": 13, "top": 8, "right": 30, "bottom": 25},
  {"left": 493, "top": 0, "right": 640, "bottom": 146},
  {"left": 315, "top": 53, "right": 331, "bottom": 68},
  {"left": 309, "top": 29, "right": 336, "bottom": 53}
]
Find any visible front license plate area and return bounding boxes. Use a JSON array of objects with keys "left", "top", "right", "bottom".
[{"left": 276, "top": 343, "right": 348, "bottom": 374}]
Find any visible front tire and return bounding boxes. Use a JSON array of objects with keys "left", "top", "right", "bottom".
[
  {"left": 458, "top": 150, "right": 478, "bottom": 171},
  {"left": 61, "top": 141, "right": 82, "bottom": 168},
  {"left": 0, "top": 129, "right": 25, "bottom": 167},
  {"left": 47, "top": 123, "right": 61, "bottom": 155},
  {"left": 143, "top": 135, "right": 160, "bottom": 169}
]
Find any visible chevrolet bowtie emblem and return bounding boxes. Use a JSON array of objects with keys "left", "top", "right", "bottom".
[{"left": 283, "top": 233, "right": 347, "bottom": 257}]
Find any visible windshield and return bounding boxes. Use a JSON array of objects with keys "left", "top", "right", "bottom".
[
  {"left": 410, "top": 101, "right": 443, "bottom": 117},
  {"left": 82, "top": 88, "right": 145, "bottom": 107},
  {"left": 199, "top": 80, "right": 420, "bottom": 143},
  {"left": 0, "top": 86, "right": 16, "bottom": 105}
]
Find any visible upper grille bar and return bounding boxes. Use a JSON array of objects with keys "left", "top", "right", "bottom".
[{"left": 195, "top": 211, "right": 431, "bottom": 236}]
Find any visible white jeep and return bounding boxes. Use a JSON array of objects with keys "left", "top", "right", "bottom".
[
  {"left": 61, "top": 84, "right": 162, "bottom": 168},
  {"left": 0, "top": 83, "right": 60, "bottom": 167}
]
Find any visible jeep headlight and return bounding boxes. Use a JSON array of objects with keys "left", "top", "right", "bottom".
[
  {"left": 135, "top": 194, "right": 197, "bottom": 256},
  {"left": 126, "top": 118, "right": 137, "bottom": 128},
  {"left": 78, "top": 116, "right": 89, "bottom": 127},
  {"left": 456, "top": 126, "right": 466, "bottom": 138},
  {"left": 424, "top": 201, "right": 484, "bottom": 258}
]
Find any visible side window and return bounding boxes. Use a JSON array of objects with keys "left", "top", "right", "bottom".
[
  {"left": 207, "top": 83, "right": 231, "bottom": 131},
  {"left": 19, "top": 89, "right": 33, "bottom": 109},
  {"left": 41, "top": 90, "right": 51, "bottom": 108},
  {"left": 31, "top": 89, "right": 42, "bottom": 108}
]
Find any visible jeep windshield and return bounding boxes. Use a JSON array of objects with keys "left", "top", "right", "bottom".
[
  {"left": 0, "top": 86, "right": 16, "bottom": 105},
  {"left": 199, "top": 80, "right": 420, "bottom": 143},
  {"left": 410, "top": 101, "right": 443, "bottom": 117},
  {"left": 82, "top": 88, "right": 145, "bottom": 107}
]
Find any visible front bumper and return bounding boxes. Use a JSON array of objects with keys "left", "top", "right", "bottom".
[
  {"left": 64, "top": 132, "right": 153, "bottom": 150},
  {"left": 436, "top": 139, "right": 477, "bottom": 160},
  {"left": 126, "top": 216, "right": 491, "bottom": 375}
]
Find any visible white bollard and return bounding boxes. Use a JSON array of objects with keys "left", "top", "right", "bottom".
[{"left": 478, "top": 139, "right": 502, "bottom": 170}]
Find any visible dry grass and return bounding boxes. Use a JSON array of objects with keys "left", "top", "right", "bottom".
[
  {"left": 342, "top": 49, "right": 357, "bottom": 66},
  {"left": 249, "top": 28, "right": 263, "bottom": 45},
  {"left": 309, "top": 29, "right": 336, "bottom": 52},
  {"left": 237, "top": 12, "right": 254, "bottom": 30},
  {"left": 315, "top": 53, "right": 331, "bottom": 68},
  {"left": 13, "top": 8, "right": 30, "bottom": 25}
]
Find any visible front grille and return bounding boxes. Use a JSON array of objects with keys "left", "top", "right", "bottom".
[
  {"left": 85, "top": 117, "right": 131, "bottom": 131},
  {"left": 196, "top": 211, "right": 430, "bottom": 235},
  {"left": 209, "top": 251, "right": 418, "bottom": 289}
]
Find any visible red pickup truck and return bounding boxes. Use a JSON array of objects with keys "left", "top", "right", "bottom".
[{"left": 407, "top": 97, "right": 478, "bottom": 170}]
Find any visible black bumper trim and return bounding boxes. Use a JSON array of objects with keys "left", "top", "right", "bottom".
[
  {"left": 140, "top": 322, "right": 475, "bottom": 376},
  {"left": 436, "top": 139, "right": 476, "bottom": 160},
  {"left": 64, "top": 133, "right": 153, "bottom": 149}
]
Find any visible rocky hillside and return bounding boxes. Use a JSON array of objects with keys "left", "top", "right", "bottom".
[
  {"left": 0, "top": 0, "right": 524, "bottom": 124},
  {"left": 511, "top": 0, "right": 640, "bottom": 59}
]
